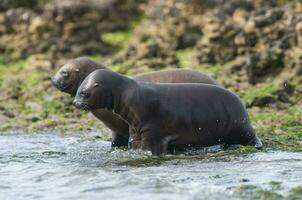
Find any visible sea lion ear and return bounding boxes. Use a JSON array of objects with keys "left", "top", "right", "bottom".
[
  {"left": 75, "top": 68, "right": 80, "bottom": 72},
  {"left": 93, "top": 83, "right": 99, "bottom": 87}
]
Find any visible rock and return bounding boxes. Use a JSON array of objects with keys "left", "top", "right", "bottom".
[
  {"left": 281, "top": 81, "right": 295, "bottom": 95},
  {"left": 246, "top": 48, "right": 284, "bottom": 84},
  {"left": 2, "top": 110, "right": 15, "bottom": 118},
  {"left": 0, "top": 113, "right": 10, "bottom": 124},
  {"left": 0, "top": 0, "right": 142, "bottom": 63},
  {"left": 248, "top": 96, "right": 276, "bottom": 108},
  {"left": 113, "top": 0, "right": 204, "bottom": 70},
  {"left": 194, "top": 0, "right": 302, "bottom": 83},
  {"left": 25, "top": 101, "right": 43, "bottom": 112}
]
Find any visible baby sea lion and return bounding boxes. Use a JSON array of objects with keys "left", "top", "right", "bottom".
[
  {"left": 52, "top": 57, "right": 220, "bottom": 147},
  {"left": 73, "top": 69, "right": 262, "bottom": 155}
]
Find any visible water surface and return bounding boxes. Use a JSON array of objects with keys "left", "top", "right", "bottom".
[{"left": 0, "top": 132, "right": 301, "bottom": 200}]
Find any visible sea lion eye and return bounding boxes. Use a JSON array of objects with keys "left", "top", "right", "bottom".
[
  {"left": 61, "top": 70, "right": 69, "bottom": 77},
  {"left": 80, "top": 91, "right": 90, "bottom": 98}
]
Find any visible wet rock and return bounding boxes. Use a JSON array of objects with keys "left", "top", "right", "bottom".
[
  {"left": 280, "top": 81, "right": 295, "bottom": 95},
  {"left": 113, "top": 0, "right": 204, "bottom": 70},
  {"left": 248, "top": 96, "right": 277, "bottom": 108},
  {"left": 0, "top": 0, "right": 40, "bottom": 12},
  {"left": 0, "top": 0, "right": 142, "bottom": 63},
  {"left": 194, "top": 0, "right": 302, "bottom": 83},
  {"left": 247, "top": 81, "right": 295, "bottom": 108},
  {"left": 0, "top": 113, "right": 10, "bottom": 124},
  {"left": 274, "top": 81, "right": 295, "bottom": 104},
  {"left": 26, "top": 115, "right": 42, "bottom": 123},
  {"left": 2, "top": 110, "right": 15, "bottom": 118},
  {"left": 285, "top": 47, "right": 302, "bottom": 76},
  {"left": 246, "top": 48, "right": 284, "bottom": 84},
  {"left": 196, "top": 12, "right": 241, "bottom": 64}
]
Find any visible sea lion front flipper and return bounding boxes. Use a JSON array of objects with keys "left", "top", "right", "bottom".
[{"left": 111, "top": 133, "right": 129, "bottom": 147}]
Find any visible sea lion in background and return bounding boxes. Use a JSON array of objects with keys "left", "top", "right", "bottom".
[
  {"left": 73, "top": 70, "right": 262, "bottom": 155},
  {"left": 52, "top": 57, "right": 220, "bottom": 147}
]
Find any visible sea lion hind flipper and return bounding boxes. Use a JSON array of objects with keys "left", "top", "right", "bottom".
[
  {"left": 253, "top": 136, "right": 263, "bottom": 149},
  {"left": 248, "top": 135, "right": 263, "bottom": 149},
  {"left": 141, "top": 131, "right": 173, "bottom": 155}
]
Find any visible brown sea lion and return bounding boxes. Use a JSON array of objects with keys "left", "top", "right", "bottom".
[
  {"left": 73, "top": 69, "right": 262, "bottom": 155},
  {"left": 52, "top": 57, "right": 220, "bottom": 147}
]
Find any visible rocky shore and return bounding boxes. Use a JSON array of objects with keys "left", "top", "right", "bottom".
[{"left": 0, "top": 0, "right": 301, "bottom": 151}]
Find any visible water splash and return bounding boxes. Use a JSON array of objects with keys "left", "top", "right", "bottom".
[{"left": 0, "top": 132, "right": 301, "bottom": 200}]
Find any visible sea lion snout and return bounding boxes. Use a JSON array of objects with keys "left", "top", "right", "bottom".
[
  {"left": 51, "top": 72, "right": 68, "bottom": 90},
  {"left": 51, "top": 76, "right": 63, "bottom": 90},
  {"left": 72, "top": 100, "right": 91, "bottom": 111}
]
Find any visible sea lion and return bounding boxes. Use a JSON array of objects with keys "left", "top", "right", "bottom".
[
  {"left": 52, "top": 57, "right": 220, "bottom": 147},
  {"left": 73, "top": 69, "right": 262, "bottom": 155}
]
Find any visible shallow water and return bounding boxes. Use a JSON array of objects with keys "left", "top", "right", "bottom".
[{"left": 0, "top": 132, "right": 301, "bottom": 200}]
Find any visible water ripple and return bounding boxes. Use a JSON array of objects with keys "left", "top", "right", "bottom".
[{"left": 0, "top": 132, "right": 301, "bottom": 200}]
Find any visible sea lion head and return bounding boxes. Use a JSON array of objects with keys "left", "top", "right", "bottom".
[
  {"left": 51, "top": 57, "right": 107, "bottom": 96},
  {"left": 73, "top": 69, "right": 124, "bottom": 111}
]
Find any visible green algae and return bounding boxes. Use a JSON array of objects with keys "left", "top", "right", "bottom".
[
  {"left": 235, "top": 184, "right": 302, "bottom": 200},
  {"left": 240, "top": 83, "right": 280, "bottom": 104},
  {"left": 101, "top": 19, "right": 141, "bottom": 51},
  {"left": 119, "top": 146, "right": 259, "bottom": 167},
  {"left": 287, "top": 186, "right": 302, "bottom": 200},
  {"left": 249, "top": 106, "right": 302, "bottom": 152},
  {"left": 236, "top": 185, "right": 283, "bottom": 200},
  {"left": 0, "top": 30, "right": 301, "bottom": 153},
  {"left": 175, "top": 48, "right": 223, "bottom": 75},
  {"left": 0, "top": 60, "right": 25, "bottom": 86},
  {"left": 175, "top": 49, "right": 196, "bottom": 68},
  {"left": 102, "top": 31, "right": 133, "bottom": 49}
]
